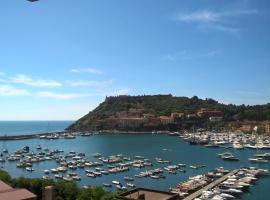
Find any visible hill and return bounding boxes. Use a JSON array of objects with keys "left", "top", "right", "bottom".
[{"left": 67, "top": 95, "right": 270, "bottom": 131}]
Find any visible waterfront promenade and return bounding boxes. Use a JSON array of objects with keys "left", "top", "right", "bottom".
[{"left": 183, "top": 169, "right": 239, "bottom": 200}]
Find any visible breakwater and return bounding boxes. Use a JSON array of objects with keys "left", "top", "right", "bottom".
[{"left": 0, "top": 131, "right": 71, "bottom": 140}]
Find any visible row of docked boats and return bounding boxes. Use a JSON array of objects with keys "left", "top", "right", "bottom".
[
  {"left": 217, "top": 151, "right": 270, "bottom": 163},
  {"left": 132, "top": 164, "right": 187, "bottom": 179},
  {"left": 101, "top": 180, "right": 136, "bottom": 191},
  {"left": 179, "top": 131, "right": 270, "bottom": 150},
  {"left": 248, "top": 152, "right": 270, "bottom": 163},
  {"left": 39, "top": 132, "right": 98, "bottom": 140},
  {"left": 194, "top": 167, "right": 269, "bottom": 200},
  {"left": 170, "top": 167, "right": 269, "bottom": 199}
]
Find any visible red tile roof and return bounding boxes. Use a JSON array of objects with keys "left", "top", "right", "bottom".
[{"left": 0, "top": 181, "right": 36, "bottom": 200}]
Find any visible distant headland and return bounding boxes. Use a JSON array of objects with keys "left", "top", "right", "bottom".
[{"left": 67, "top": 95, "right": 270, "bottom": 134}]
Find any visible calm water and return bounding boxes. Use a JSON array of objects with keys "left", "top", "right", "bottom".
[
  {"left": 0, "top": 122, "right": 269, "bottom": 199},
  {"left": 0, "top": 121, "right": 73, "bottom": 136}
]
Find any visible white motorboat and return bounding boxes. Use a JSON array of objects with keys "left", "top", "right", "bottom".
[
  {"left": 112, "top": 180, "right": 120, "bottom": 185},
  {"left": 249, "top": 157, "right": 269, "bottom": 163},
  {"left": 126, "top": 183, "right": 136, "bottom": 188}
]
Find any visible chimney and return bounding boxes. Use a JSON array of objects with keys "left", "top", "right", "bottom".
[{"left": 42, "top": 186, "right": 56, "bottom": 200}]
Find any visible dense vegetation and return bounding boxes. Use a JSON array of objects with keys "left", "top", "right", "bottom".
[
  {"left": 68, "top": 95, "right": 270, "bottom": 131},
  {"left": 0, "top": 170, "right": 124, "bottom": 200}
]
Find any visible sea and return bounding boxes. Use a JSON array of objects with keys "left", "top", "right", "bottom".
[
  {"left": 0, "top": 121, "right": 73, "bottom": 136},
  {"left": 0, "top": 121, "right": 269, "bottom": 200}
]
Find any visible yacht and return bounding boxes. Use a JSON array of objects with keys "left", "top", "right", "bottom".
[
  {"left": 26, "top": 167, "right": 35, "bottom": 172},
  {"left": 102, "top": 183, "right": 112, "bottom": 187},
  {"left": 72, "top": 176, "right": 81, "bottom": 181},
  {"left": 150, "top": 175, "right": 160, "bottom": 179},
  {"left": 116, "top": 185, "right": 127, "bottom": 190},
  {"left": 112, "top": 180, "right": 120, "bottom": 185},
  {"left": 254, "top": 153, "right": 270, "bottom": 159},
  {"left": 233, "top": 142, "right": 244, "bottom": 149},
  {"left": 219, "top": 193, "right": 235, "bottom": 199},
  {"left": 124, "top": 176, "right": 135, "bottom": 181},
  {"left": 221, "top": 153, "right": 239, "bottom": 161},
  {"left": 65, "top": 135, "right": 76, "bottom": 139},
  {"left": 126, "top": 183, "right": 136, "bottom": 188},
  {"left": 219, "top": 188, "right": 243, "bottom": 195},
  {"left": 93, "top": 153, "right": 102, "bottom": 158},
  {"left": 248, "top": 157, "right": 269, "bottom": 163},
  {"left": 54, "top": 174, "right": 63, "bottom": 179},
  {"left": 100, "top": 170, "right": 109, "bottom": 175},
  {"left": 42, "top": 175, "right": 49, "bottom": 180},
  {"left": 63, "top": 176, "right": 73, "bottom": 181},
  {"left": 86, "top": 173, "right": 96, "bottom": 178}
]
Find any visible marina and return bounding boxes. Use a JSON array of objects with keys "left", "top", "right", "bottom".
[
  {"left": 1, "top": 0, "right": 270, "bottom": 199},
  {"left": 181, "top": 167, "right": 268, "bottom": 200},
  {"left": 182, "top": 169, "right": 239, "bottom": 200},
  {"left": 0, "top": 126, "right": 269, "bottom": 199},
  {"left": 179, "top": 131, "right": 270, "bottom": 150}
]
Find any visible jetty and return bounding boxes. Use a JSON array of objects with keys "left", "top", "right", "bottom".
[
  {"left": 0, "top": 131, "right": 72, "bottom": 141},
  {"left": 183, "top": 169, "right": 239, "bottom": 200}
]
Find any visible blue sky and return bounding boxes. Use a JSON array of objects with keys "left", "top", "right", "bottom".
[{"left": 0, "top": 0, "right": 269, "bottom": 120}]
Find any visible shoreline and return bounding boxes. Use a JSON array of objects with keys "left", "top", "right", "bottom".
[
  {"left": 0, "top": 130, "right": 168, "bottom": 141},
  {"left": 0, "top": 128, "right": 268, "bottom": 141}
]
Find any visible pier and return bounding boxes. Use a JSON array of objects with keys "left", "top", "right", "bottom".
[
  {"left": 0, "top": 131, "right": 72, "bottom": 141},
  {"left": 183, "top": 169, "right": 239, "bottom": 200}
]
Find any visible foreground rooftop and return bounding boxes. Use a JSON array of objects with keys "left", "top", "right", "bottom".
[
  {"left": 0, "top": 180, "right": 36, "bottom": 200},
  {"left": 120, "top": 188, "right": 179, "bottom": 200}
]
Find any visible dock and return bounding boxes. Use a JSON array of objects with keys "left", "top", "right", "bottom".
[
  {"left": 183, "top": 169, "right": 239, "bottom": 200},
  {"left": 0, "top": 131, "right": 72, "bottom": 141}
]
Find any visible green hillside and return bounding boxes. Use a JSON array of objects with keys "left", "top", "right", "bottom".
[{"left": 67, "top": 95, "right": 270, "bottom": 131}]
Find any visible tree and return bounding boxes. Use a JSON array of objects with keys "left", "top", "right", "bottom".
[
  {"left": 0, "top": 170, "right": 12, "bottom": 183},
  {"left": 77, "top": 187, "right": 115, "bottom": 200},
  {"left": 55, "top": 181, "right": 80, "bottom": 200}
]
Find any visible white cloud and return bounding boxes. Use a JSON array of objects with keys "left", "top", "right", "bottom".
[
  {"left": 12, "top": 74, "right": 62, "bottom": 88},
  {"left": 70, "top": 68, "right": 103, "bottom": 74},
  {"left": 38, "top": 91, "right": 91, "bottom": 100},
  {"left": 67, "top": 80, "right": 113, "bottom": 87},
  {"left": 176, "top": 10, "right": 220, "bottom": 23},
  {"left": 0, "top": 85, "right": 30, "bottom": 96},
  {"left": 176, "top": 9, "right": 258, "bottom": 23},
  {"left": 175, "top": 9, "right": 258, "bottom": 34}
]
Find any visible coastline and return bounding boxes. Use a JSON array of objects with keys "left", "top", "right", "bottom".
[{"left": 0, "top": 130, "right": 167, "bottom": 141}]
